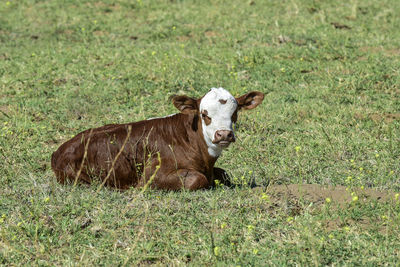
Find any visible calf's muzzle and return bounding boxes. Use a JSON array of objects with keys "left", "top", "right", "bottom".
[{"left": 213, "top": 130, "right": 235, "bottom": 145}]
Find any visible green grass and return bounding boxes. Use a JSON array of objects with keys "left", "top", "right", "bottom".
[{"left": 1, "top": 0, "right": 400, "bottom": 265}]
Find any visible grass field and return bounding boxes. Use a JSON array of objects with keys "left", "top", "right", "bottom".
[{"left": 1, "top": 0, "right": 400, "bottom": 265}]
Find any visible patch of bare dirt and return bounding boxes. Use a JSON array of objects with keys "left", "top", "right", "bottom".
[
  {"left": 58, "top": 29, "right": 73, "bottom": 36},
  {"left": 0, "top": 105, "right": 11, "bottom": 118},
  {"left": 177, "top": 35, "right": 190, "bottom": 42},
  {"left": 369, "top": 113, "right": 400, "bottom": 123},
  {"left": 359, "top": 46, "right": 400, "bottom": 56},
  {"left": 93, "top": 30, "right": 108, "bottom": 36},
  {"left": 204, "top": 31, "right": 220, "bottom": 38},
  {"left": 263, "top": 184, "right": 393, "bottom": 206},
  {"left": 253, "top": 184, "right": 397, "bottom": 232}
]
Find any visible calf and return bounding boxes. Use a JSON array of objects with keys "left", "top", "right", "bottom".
[{"left": 51, "top": 88, "right": 264, "bottom": 190}]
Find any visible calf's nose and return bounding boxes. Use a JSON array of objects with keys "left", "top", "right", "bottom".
[{"left": 214, "top": 130, "right": 235, "bottom": 143}]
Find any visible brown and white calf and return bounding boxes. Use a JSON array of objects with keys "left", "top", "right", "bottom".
[{"left": 51, "top": 88, "right": 264, "bottom": 190}]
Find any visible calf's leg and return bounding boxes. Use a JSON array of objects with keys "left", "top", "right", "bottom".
[
  {"left": 212, "top": 167, "right": 232, "bottom": 187},
  {"left": 157, "top": 169, "right": 210, "bottom": 190}
]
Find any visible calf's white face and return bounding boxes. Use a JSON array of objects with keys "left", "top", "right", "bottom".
[
  {"left": 199, "top": 88, "right": 238, "bottom": 157},
  {"left": 172, "top": 87, "right": 264, "bottom": 158}
]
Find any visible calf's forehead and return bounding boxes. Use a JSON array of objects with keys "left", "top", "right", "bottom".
[{"left": 200, "top": 88, "right": 237, "bottom": 115}]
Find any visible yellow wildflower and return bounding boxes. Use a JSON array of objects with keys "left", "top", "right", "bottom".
[{"left": 214, "top": 246, "right": 220, "bottom": 256}]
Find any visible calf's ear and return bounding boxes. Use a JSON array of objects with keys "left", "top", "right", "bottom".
[
  {"left": 171, "top": 95, "right": 199, "bottom": 114},
  {"left": 236, "top": 91, "right": 264, "bottom": 110}
]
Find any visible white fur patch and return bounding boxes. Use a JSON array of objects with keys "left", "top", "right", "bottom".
[{"left": 199, "top": 88, "right": 238, "bottom": 157}]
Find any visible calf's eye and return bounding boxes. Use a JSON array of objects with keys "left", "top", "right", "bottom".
[{"left": 201, "top": 110, "right": 212, "bottom": 125}]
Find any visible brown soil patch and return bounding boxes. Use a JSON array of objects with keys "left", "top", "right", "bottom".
[
  {"left": 93, "top": 30, "right": 108, "bottom": 36},
  {"left": 0, "top": 105, "right": 11, "bottom": 118},
  {"left": 204, "top": 31, "right": 220, "bottom": 38},
  {"left": 177, "top": 35, "right": 190, "bottom": 42},
  {"left": 62, "top": 29, "right": 74, "bottom": 36},
  {"left": 268, "top": 184, "right": 395, "bottom": 204},
  {"left": 263, "top": 184, "right": 393, "bottom": 206},
  {"left": 0, "top": 105, "right": 10, "bottom": 113},
  {"left": 253, "top": 184, "right": 398, "bottom": 232},
  {"left": 369, "top": 113, "right": 400, "bottom": 123},
  {"left": 359, "top": 46, "right": 400, "bottom": 56}
]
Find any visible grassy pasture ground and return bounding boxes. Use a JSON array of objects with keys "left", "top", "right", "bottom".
[{"left": 1, "top": 0, "right": 400, "bottom": 265}]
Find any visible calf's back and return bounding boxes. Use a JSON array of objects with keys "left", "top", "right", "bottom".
[{"left": 51, "top": 113, "right": 213, "bottom": 189}]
